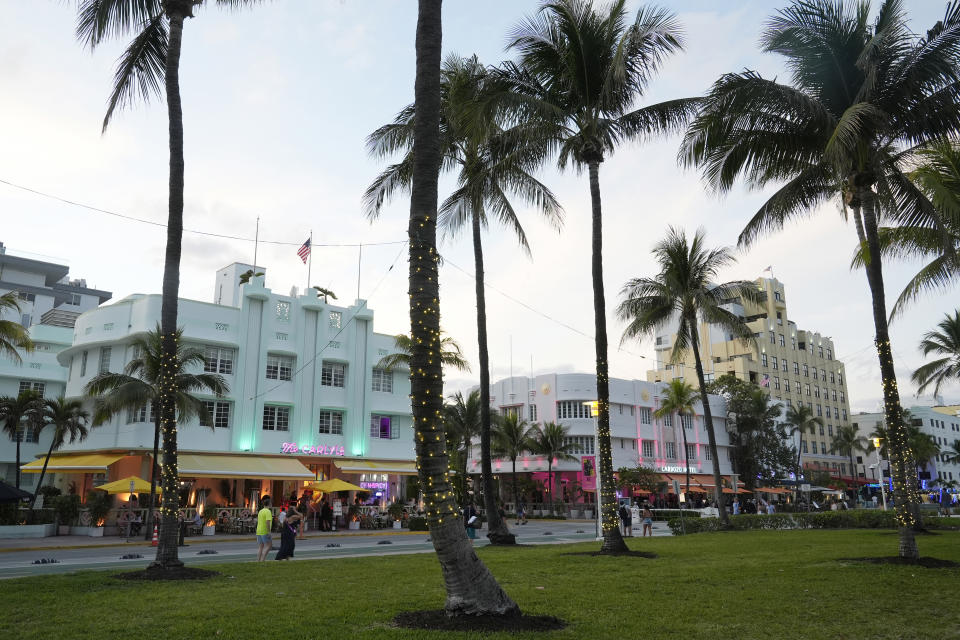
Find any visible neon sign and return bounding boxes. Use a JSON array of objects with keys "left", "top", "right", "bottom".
[
  {"left": 360, "top": 481, "right": 388, "bottom": 490},
  {"left": 657, "top": 465, "right": 696, "bottom": 474},
  {"left": 281, "top": 442, "right": 345, "bottom": 456}
]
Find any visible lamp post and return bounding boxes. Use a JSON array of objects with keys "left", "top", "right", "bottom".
[
  {"left": 872, "top": 438, "right": 887, "bottom": 511},
  {"left": 583, "top": 400, "right": 602, "bottom": 540}
]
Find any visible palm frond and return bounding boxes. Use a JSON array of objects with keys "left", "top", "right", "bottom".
[{"left": 102, "top": 14, "right": 167, "bottom": 132}]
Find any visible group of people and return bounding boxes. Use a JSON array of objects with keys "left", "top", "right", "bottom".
[
  {"left": 255, "top": 495, "right": 304, "bottom": 561},
  {"left": 731, "top": 497, "right": 777, "bottom": 515},
  {"left": 617, "top": 501, "right": 655, "bottom": 537}
]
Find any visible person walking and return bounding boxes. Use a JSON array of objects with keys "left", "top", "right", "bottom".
[
  {"left": 641, "top": 503, "right": 654, "bottom": 538},
  {"left": 275, "top": 504, "right": 302, "bottom": 560},
  {"left": 256, "top": 496, "right": 273, "bottom": 562},
  {"left": 516, "top": 496, "right": 528, "bottom": 525},
  {"left": 464, "top": 501, "right": 479, "bottom": 540},
  {"left": 320, "top": 499, "right": 332, "bottom": 532},
  {"left": 618, "top": 502, "right": 633, "bottom": 537}
]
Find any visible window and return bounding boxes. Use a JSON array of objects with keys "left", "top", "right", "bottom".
[
  {"left": 663, "top": 412, "right": 673, "bottom": 427},
  {"left": 831, "top": 389, "right": 837, "bottom": 401},
  {"left": 126, "top": 405, "right": 149, "bottom": 424},
  {"left": 318, "top": 410, "right": 344, "bottom": 435},
  {"left": 686, "top": 443, "right": 696, "bottom": 460},
  {"left": 812, "top": 368, "right": 819, "bottom": 380},
  {"left": 818, "top": 345, "right": 824, "bottom": 358},
  {"left": 329, "top": 311, "right": 342, "bottom": 329},
  {"left": 529, "top": 404, "right": 538, "bottom": 421},
  {"left": 321, "top": 361, "right": 346, "bottom": 387},
  {"left": 814, "top": 386, "right": 821, "bottom": 398},
  {"left": 774, "top": 376, "right": 781, "bottom": 390},
  {"left": 802, "top": 440, "right": 808, "bottom": 453},
  {"left": 830, "top": 372, "right": 835, "bottom": 383},
  {"left": 839, "top": 391, "right": 845, "bottom": 403},
  {"left": 771, "top": 356, "right": 778, "bottom": 370},
  {"left": 21, "top": 314, "right": 32, "bottom": 328},
  {"left": 18, "top": 381, "right": 44, "bottom": 396},
  {"left": 775, "top": 291, "right": 782, "bottom": 302},
  {"left": 204, "top": 346, "right": 234, "bottom": 374},
  {"left": 262, "top": 405, "right": 290, "bottom": 431},
  {"left": 762, "top": 353, "right": 768, "bottom": 367},
  {"left": 705, "top": 446, "right": 712, "bottom": 461},
  {"left": 665, "top": 442, "right": 677, "bottom": 459},
  {"left": 370, "top": 414, "right": 398, "bottom": 439},
  {"left": 641, "top": 440, "right": 654, "bottom": 458},
  {"left": 803, "top": 364, "right": 809, "bottom": 377},
  {"left": 842, "top": 409, "right": 847, "bottom": 420},
  {"left": 834, "top": 407, "right": 840, "bottom": 419},
  {"left": 816, "top": 404, "right": 822, "bottom": 417},
  {"left": 781, "top": 360, "right": 787, "bottom": 372},
  {"left": 779, "top": 334, "right": 785, "bottom": 347},
  {"left": 784, "top": 378, "right": 791, "bottom": 393},
  {"left": 200, "top": 401, "right": 231, "bottom": 429},
  {"left": 791, "top": 336, "right": 796, "bottom": 350},
  {"left": 805, "top": 383, "right": 811, "bottom": 396},
  {"left": 80, "top": 350, "right": 88, "bottom": 376},
  {"left": 776, "top": 311, "right": 783, "bottom": 325},
  {"left": 371, "top": 367, "right": 393, "bottom": 393},
  {"left": 266, "top": 355, "right": 293, "bottom": 381},
  {"left": 837, "top": 374, "right": 843, "bottom": 385},
  {"left": 769, "top": 331, "right": 776, "bottom": 344},
  {"left": 17, "top": 291, "right": 36, "bottom": 303},
  {"left": 275, "top": 300, "right": 291, "bottom": 322},
  {"left": 820, "top": 369, "right": 826, "bottom": 381},
  {"left": 639, "top": 407, "right": 652, "bottom": 424},
  {"left": 681, "top": 414, "right": 694, "bottom": 429},
  {"left": 563, "top": 436, "right": 595, "bottom": 455},
  {"left": 828, "top": 424, "right": 834, "bottom": 437},
  {"left": 827, "top": 348, "right": 833, "bottom": 360},
  {"left": 503, "top": 406, "right": 521, "bottom": 419},
  {"left": 793, "top": 361, "right": 800, "bottom": 374},
  {"left": 557, "top": 400, "right": 592, "bottom": 420},
  {"left": 98, "top": 346, "right": 112, "bottom": 374}
]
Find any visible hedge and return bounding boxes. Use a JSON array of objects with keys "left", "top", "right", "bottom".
[
  {"left": 667, "top": 511, "right": 959, "bottom": 535},
  {"left": 407, "top": 516, "right": 428, "bottom": 531}
]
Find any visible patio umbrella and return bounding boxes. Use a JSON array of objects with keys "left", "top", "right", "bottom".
[
  {"left": 0, "top": 481, "right": 32, "bottom": 504},
  {"left": 92, "top": 476, "right": 159, "bottom": 495},
  {"left": 309, "top": 478, "right": 365, "bottom": 493}
]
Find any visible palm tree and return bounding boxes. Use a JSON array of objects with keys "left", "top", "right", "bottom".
[
  {"left": 0, "top": 292, "right": 33, "bottom": 363},
  {"left": 443, "top": 391, "right": 482, "bottom": 504},
  {"left": 84, "top": 328, "right": 228, "bottom": 540},
  {"left": 30, "top": 398, "right": 91, "bottom": 508},
  {"left": 908, "top": 428, "right": 941, "bottom": 490},
  {"left": 783, "top": 403, "right": 823, "bottom": 505},
  {"left": 652, "top": 379, "right": 698, "bottom": 495},
  {"left": 491, "top": 413, "right": 537, "bottom": 515},
  {"left": 681, "top": 0, "right": 960, "bottom": 559},
  {"left": 505, "top": 0, "right": 687, "bottom": 553},
  {"left": 829, "top": 425, "right": 868, "bottom": 502},
  {"left": 77, "top": 0, "right": 261, "bottom": 570},
  {"left": 0, "top": 391, "right": 44, "bottom": 489},
  {"left": 933, "top": 476, "right": 959, "bottom": 513},
  {"left": 376, "top": 332, "right": 471, "bottom": 373},
  {"left": 403, "top": 0, "right": 516, "bottom": 615},
  {"left": 617, "top": 227, "right": 762, "bottom": 525},
  {"left": 944, "top": 439, "right": 960, "bottom": 464},
  {"left": 531, "top": 421, "right": 577, "bottom": 515},
  {"left": 366, "top": 54, "right": 563, "bottom": 546},
  {"left": 912, "top": 311, "right": 960, "bottom": 397},
  {"left": 312, "top": 286, "right": 337, "bottom": 303}
]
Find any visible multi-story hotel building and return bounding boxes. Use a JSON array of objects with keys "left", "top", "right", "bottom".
[
  {"left": 468, "top": 373, "right": 735, "bottom": 502},
  {"left": 0, "top": 243, "right": 111, "bottom": 489},
  {"left": 646, "top": 276, "right": 856, "bottom": 482},
  {"left": 19, "top": 263, "right": 415, "bottom": 509}
]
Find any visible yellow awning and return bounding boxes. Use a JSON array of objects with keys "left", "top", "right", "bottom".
[
  {"left": 177, "top": 454, "right": 314, "bottom": 480},
  {"left": 21, "top": 453, "right": 124, "bottom": 473},
  {"left": 333, "top": 459, "right": 418, "bottom": 475}
]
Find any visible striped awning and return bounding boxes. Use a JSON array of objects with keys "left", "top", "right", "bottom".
[{"left": 177, "top": 454, "right": 314, "bottom": 480}]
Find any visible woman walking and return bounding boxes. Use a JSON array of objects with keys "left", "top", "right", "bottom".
[
  {"left": 275, "top": 504, "right": 302, "bottom": 560},
  {"left": 641, "top": 503, "right": 654, "bottom": 538}
]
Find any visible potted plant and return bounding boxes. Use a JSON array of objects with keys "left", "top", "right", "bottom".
[
  {"left": 202, "top": 504, "right": 221, "bottom": 535},
  {"left": 54, "top": 494, "right": 80, "bottom": 535},
  {"left": 387, "top": 502, "right": 404, "bottom": 529},
  {"left": 85, "top": 492, "right": 113, "bottom": 537},
  {"left": 347, "top": 504, "right": 361, "bottom": 530}
]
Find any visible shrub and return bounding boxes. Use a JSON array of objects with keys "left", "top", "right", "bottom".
[
  {"left": 668, "top": 509, "right": 955, "bottom": 535},
  {"left": 53, "top": 495, "right": 81, "bottom": 526},
  {"left": 651, "top": 509, "right": 701, "bottom": 522},
  {"left": 37, "top": 485, "right": 62, "bottom": 498},
  {"left": 407, "top": 516, "right": 428, "bottom": 531}
]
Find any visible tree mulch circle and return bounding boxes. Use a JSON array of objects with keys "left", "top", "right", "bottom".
[
  {"left": 839, "top": 556, "right": 959, "bottom": 569},
  {"left": 562, "top": 550, "right": 657, "bottom": 559},
  {"left": 393, "top": 610, "right": 565, "bottom": 633},
  {"left": 114, "top": 566, "right": 219, "bottom": 581}
]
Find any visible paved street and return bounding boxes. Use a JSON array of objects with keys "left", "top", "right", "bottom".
[{"left": 0, "top": 519, "right": 672, "bottom": 579}]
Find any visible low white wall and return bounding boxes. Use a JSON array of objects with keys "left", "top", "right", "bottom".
[{"left": 0, "top": 523, "right": 56, "bottom": 538}]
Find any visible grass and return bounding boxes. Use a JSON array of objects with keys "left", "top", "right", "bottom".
[{"left": 3, "top": 530, "right": 960, "bottom": 639}]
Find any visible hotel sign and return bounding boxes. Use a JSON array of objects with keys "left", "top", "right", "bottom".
[
  {"left": 281, "top": 442, "right": 346, "bottom": 456},
  {"left": 657, "top": 465, "right": 696, "bottom": 474}
]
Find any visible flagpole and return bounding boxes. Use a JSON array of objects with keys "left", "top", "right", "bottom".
[
  {"left": 357, "top": 242, "right": 363, "bottom": 300},
  {"left": 306, "top": 230, "right": 313, "bottom": 294},
  {"left": 253, "top": 216, "right": 260, "bottom": 268}
]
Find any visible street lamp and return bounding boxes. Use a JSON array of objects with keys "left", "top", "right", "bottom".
[
  {"left": 872, "top": 438, "right": 888, "bottom": 511},
  {"left": 583, "top": 400, "right": 602, "bottom": 540}
]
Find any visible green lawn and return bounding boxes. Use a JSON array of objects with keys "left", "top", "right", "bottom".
[{"left": 3, "top": 531, "right": 959, "bottom": 640}]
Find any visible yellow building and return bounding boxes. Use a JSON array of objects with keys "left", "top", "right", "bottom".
[{"left": 646, "top": 276, "right": 855, "bottom": 480}]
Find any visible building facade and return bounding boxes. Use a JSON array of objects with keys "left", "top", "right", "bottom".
[
  {"left": 469, "top": 373, "right": 735, "bottom": 502},
  {"left": 646, "top": 276, "right": 854, "bottom": 481},
  {"left": 20, "top": 264, "right": 415, "bottom": 509},
  {"left": 0, "top": 243, "right": 111, "bottom": 488}
]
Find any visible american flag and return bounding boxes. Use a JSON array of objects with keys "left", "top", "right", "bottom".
[
  {"left": 297, "top": 238, "right": 311, "bottom": 263},
  {"left": 760, "top": 374, "right": 770, "bottom": 388}
]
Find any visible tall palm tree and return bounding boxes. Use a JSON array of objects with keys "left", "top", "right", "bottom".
[
  {"left": 30, "top": 398, "right": 91, "bottom": 508},
  {"left": 0, "top": 391, "right": 44, "bottom": 489},
  {"left": 653, "top": 379, "right": 697, "bottom": 495},
  {"left": 784, "top": 403, "right": 824, "bottom": 505},
  {"left": 681, "top": 0, "right": 960, "bottom": 559},
  {"left": 829, "top": 424, "right": 868, "bottom": 502},
  {"left": 443, "top": 391, "right": 482, "bottom": 504},
  {"left": 491, "top": 413, "right": 537, "bottom": 514},
  {"left": 0, "top": 292, "right": 33, "bottom": 363},
  {"left": 77, "top": 0, "right": 261, "bottom": 570},
  {"left": 366, "top": 54, "right": 562, "bottom": 546},
  {"left": 912, "top": 311, "right": 960, "bottom": 397},
  {"left": 617, "top": 227, "right": 762, "bottom": 525},
  {"left": 505, "top": 0, "right": 687, "bottom": 553},
  {"left": 376, "top": 332, "right": 471, "bottom": 373},
  {"left": 531, "top": 421, "right": 577, "bottom": 515},
  {"left": 404, "top": 0, "right": 516, "bottom": 615},
  {"left": 84, "top": 328, "right": 228, "bottom": 540}
]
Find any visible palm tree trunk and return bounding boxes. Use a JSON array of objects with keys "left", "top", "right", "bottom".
[
  {"left": 144, "top": 415, "right": 160, "bottom": 540},
  {"left": 547, "top": 461, "right": 553, "bottom": 516},
  {"left": 14, "top": 433, "right": 21, "bottom": 489},
  {"left": 795, "top": 436, "right": 803, "bottom": 507},
  {"left": 587, "top": 159, "right": 628, "bottom": 554},
  {"left": 31, "top": 435, "right": 57, "bottom": 509},
  {"left": 681, "top": 416, "right": 690, "bottom": 495},
  {"left": 511, "top": 457, "right": 518, "bottom": 519},
  {"left": 409, "top": 0, "right": 517, "bottom": 614},
  {"left": 858, "top": 184, "right": 919, "bottom": 559},
  {"left": 688, "top": 322, "right": 729, "bottom": 525},
  {"left": 150, "top": 6, "right": 188, "bottom": 571},
  {"left": 473, "top": 212, "right": 513, "bottom": 544}
]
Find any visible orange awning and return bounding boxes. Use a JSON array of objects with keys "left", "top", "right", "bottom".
[{"left": 756, "top": 487, "right": 790, "bottom": 494}]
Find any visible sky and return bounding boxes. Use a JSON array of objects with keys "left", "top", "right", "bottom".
[{"left": 1, "top": 0, "right": 958, "bottom": 414}]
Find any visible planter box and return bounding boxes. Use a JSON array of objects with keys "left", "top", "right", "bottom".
[
  {"left": 348, "top": 521, "right": 360, "bottom": 530},
  {"left": 392, "top": 521, "right": 402, "bottom": 529},
  {"left": 202, "top": 525, "right": 215, "bottom": 536},
  {"left": 69, "top": 526, "right": 105, "bottom": 537},
  {"left": 58, "top": 525, "right": 70, "bottom": 536},
  {"left": 0, "top": 524, "right": 56, "bottom": 539},
  {"left": 583, "top": 510, "right": 594, "bottom": 520}
]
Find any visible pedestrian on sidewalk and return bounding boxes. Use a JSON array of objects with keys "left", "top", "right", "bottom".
[
  {"left": 641, "top": 503, "right": 653, "bottom": 537},
  {"left": 256, "top": 496, "right": 273, "bottom": 562}
]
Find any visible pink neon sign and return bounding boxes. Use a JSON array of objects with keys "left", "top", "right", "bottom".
[{"left": 281, "top": 442, "right": 345, "bottom": 456}]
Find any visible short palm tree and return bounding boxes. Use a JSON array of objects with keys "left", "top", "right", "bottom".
[
  {"left": 783, "top": 403, "right": 823, "bottom": 505},
  {"left": 84, "top": 328, "right": 228, "bottom": 540},
  {"left": 653, "top": 379, "right": 698, "bottom": 495},
  {"left": 681, "top": 0, "right": 960, "bottom": 559},
  {"left": 531, "top": 421, "right": 577, "bottom": 515},
  {"left": 31, "top": 398, "right": 91, "bottom": 508},
  {"left": 0, "top": 292, "right": 33, "bottom": 363},
  {"left": 908, "top": 428, "right": 941, "bottom": 489},
  {"left": 0, "top": 391, "right": 44, "bottom": 489},
  {"left": 376, "top": 332, "right": 471, "bottom": 373},
  {"left": 617, "top": 227, "right": 762, "bottom": 525},
  {"left": 443, "top": 391, "right": 482, "bottom": 504},
  {"left": 504, "top": 0, "right": 687, "bottom": 553},
  {"left": 912, "top": 311, "right": 960, "bottom": 397},
  {"left": 829, "top": 424, "right": 868, "bottom": 501},
  {"left": 944, "top": 439, "right": 960, "bottom": 464},
  {"left": 366, "top": 54, "right": 561, "bottom": 545},
  {"left": 492, "top": 413, "right": 537, "bottom": 514}
]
